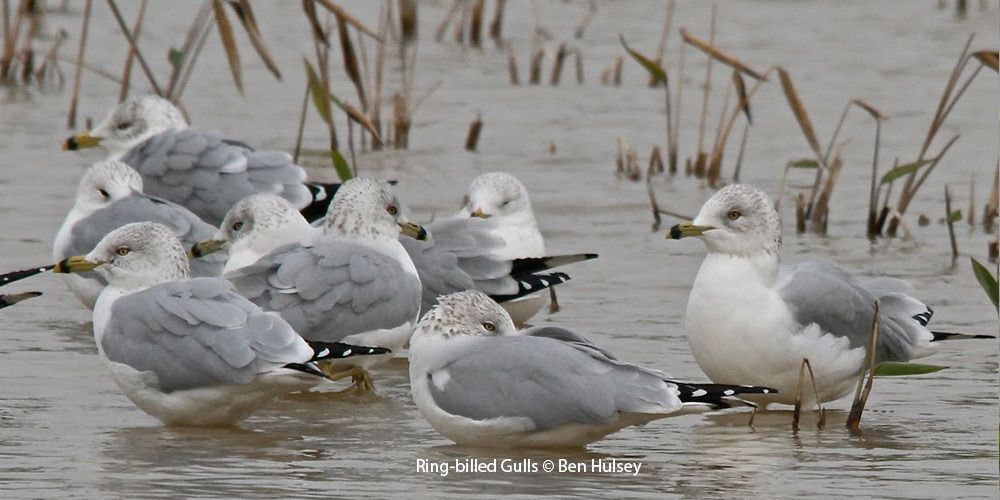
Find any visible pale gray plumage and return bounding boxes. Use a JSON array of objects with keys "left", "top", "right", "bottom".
[
  {"left": 63, "top": 193, "right": 224, "bottom": 279},
  {"left": 424, "top": 336, "right": 680, "bottom": 429},
  {"left": 401, "top": 216, "right": 522, "bottom": 312},
  {"left": 225, "top": 238, "right": 421, "bottom": 343},
  {"left": 123, "top": 128, "right": 310, "bottom": 225},
  {"left": 778, "top": 259, "right": 934, "bottom": 363},
  {"left": 100, "top": 277, "right": 311, "bottom": 392}
]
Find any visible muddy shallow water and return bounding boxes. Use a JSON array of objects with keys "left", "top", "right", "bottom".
[{"left": 0, "top": 1, "right": 997, "bottom": 498}]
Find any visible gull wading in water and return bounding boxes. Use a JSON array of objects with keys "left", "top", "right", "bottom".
[
  {"left": 53, "top": 160, "right": 225, "bottom": 309},
  {"left": 458, "top": 172, "right": 550, "bottom": 325},
  {"left": 62, "top": 95, "right": 339, "bottom": 225},
  {"left": 220, "top": 178, "right": 425, "bottom": 390},
  {"left": 54, "top": 222, "right": 389, "bottom": 426},
  {"left": 199, "top": 193, "right": 595, "bottom": 314},
  {"left": 667, "top": 184, "right": 986, "bottom": 407},
  {"left": 408, "top": 290, "right": 774, "bottom": 448}
]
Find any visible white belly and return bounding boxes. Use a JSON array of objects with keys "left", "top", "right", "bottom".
[{"left": 106, "top": 361, "right": 319, "bottom": 426}]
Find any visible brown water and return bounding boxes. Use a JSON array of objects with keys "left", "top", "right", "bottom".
[{"left": 1, "top": 1, "right": 997, "bottom": 498}]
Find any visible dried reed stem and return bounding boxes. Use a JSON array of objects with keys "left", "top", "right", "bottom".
[
  {"left": 107, "top": 0, "right": 162, "bottom": 95},
  {"left": 117, "top": 0, "right": 147, "bottom": 102},
  {"left": 66, "top": 0, "right": 92, "bottom": 128},
  {"left": 465, "top": 113, "right": 482, "bottom": 151},
  {"left": 945, "top": 186, "right": 959, "bottom": 262},
  {"left": 847, "top": 301, "right": 880, "bottom": 432}
]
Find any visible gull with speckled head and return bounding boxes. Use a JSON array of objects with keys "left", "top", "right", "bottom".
[
  {"left": 409, "top": 290, "right": 774, "bottom": 448},
  {"left": 458, "top": 172, "right": 550, "bottom": 325},
  {"left": 53, "top": 159, "right": 225, "bottom": 309},
  {"left": 62, "top": 95, "right": 340, "bottom": 225},
  {"left": 667, "top": 184, "right": 986, "bottom": 407},
  {"left": 200, "top": 193, "right": 596, "bottom": 321},
  {"left": 53, "top": 222, "right": 389, "bottom": 426},
  {"left": 223, "top": 178, "right": 425, "bottom": 390}
]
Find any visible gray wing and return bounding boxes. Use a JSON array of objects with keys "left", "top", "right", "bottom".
[
  {"left": 122, "top": 128, "right": 311, "bottom": 225},
  {"left": 401, "top": 217, "right": 519, "bottom": 312},
  {"left": 426, "top": 336, "right": 680, "bottom": 430},
  {"left": 225, "top": 238, "right": 421, "bottom": 343},
  {"left": 63, "top": 192, "right": 225, "bottom": 278},
  {"left": 101, "top": 277, "right": 311, "bottom": 392},
  {"left": 777, "top": 259, "right": 932, "bottom": 362}
]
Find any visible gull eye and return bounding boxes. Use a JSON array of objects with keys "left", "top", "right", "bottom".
[
  {"left": 232, "top": 221, "right": 244, "bottom": 231},
  {"left": 727, "top": 210, "right": 742, "bottom": 221},
  {"left": 98, "top": 188, "right": 110, "bottom": 199},
  {"left": 501, "top": 199, "right": 512, "bottom": 207},
  {"left": 482, "top": 322, "right": 496, "bottom": 332},
  {"left": 116, "top": 121, "right": 132, "bottom": 131},
  {"left": 386, "top": 205, "right": 398, "bottom": 216},
  {"left": 115, "top": 246, "right": 131, "bottom": 256}
]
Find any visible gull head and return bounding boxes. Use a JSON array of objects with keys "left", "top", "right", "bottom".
[
  {"left": 212, "top": 194, "right": 310, "bottom": 248},
  {"left": 55, "top": 222, "right": 190, "bottom": 291},
  {"left": 461, "top": 172, "right": 535, "bottom": 222},
  {"left": 74, "top": 160, "right": 144, "bottom": 216},
  {"left": 324, "top": 177, "right": 426, "bottom": 241},
  {"left": 413, "top": 290, "right": 518, "bottom": 342},
  {"left": 668, "top": 184, "right": 781, "bottom": 255},
  {"left": 64, "top": 95, "right": 187, "bottom": 159}
]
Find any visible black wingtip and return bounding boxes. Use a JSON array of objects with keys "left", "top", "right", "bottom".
[
  {"left": 307, "top": 340, "right": 391, "bottom": 362},
  {"left": 672, "top": 382, "right": 777, "bottom": 409},
  {"left": 931, "top": 331, "right": 996, "bottom": 341},
  {"left": 0, "top": 291, "right": 43, "bottom": 309},
  {"left": 490, "top": 272, "right": 571, "bottom": 303},
  {"left": 1, "top": 265, "right": 55, "bottom": 287},
  {"left": 300, "top": 182, "right": 343, "bottom": 222}
]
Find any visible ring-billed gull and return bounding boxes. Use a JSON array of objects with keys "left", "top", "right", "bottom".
[
  {"left": 62, "top": 95, "right": 340, "bottom": 225},
  {"left": 409, "top": 290, "right": 774, "bottom": 448},
  {"left": 458, "top": 172, "right": 550, "bottom": 325},
  {"left": 223, "top": 178, "right": 425, "bottom": 389},
  {"left": 667, "top": 184, "right": 982, "bottom": 406},
  {"left": 53, "top": 222, "right": 390, "bottom": 426},
  {"left": 400, "top": 215, "right": 597, "bottom": 315},
  {"left": 53, "top": 160, "right": 225, "bottom": 309},
  {"left": 198, "top": 193, "right": 596, "bottom": 319}
]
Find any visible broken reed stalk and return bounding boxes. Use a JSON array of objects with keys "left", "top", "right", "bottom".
[
  {"left": 550, "top": 42, "right": 567, "bottom": 85},
  {"left": 889, "top": 35, "right": 979, "bottom": 236},
  {"left": 469, "top": 0, "right": 484, "bottom": 48},
  {"left": 370, "top": 3, "right": 388, "bottom": 150},
  {"left": 453, "top": 0, "right": 468, "bottom": 43},
  {"left": 529, "top": 47, "right": 543, "bottom": 84},
  {"left": 795, "top": 193, "right": 806, "bottom": 234},
  {"left": 985, "top": 164, "right": 999, "bottom": 229},
  {"left": 292, "top": 81, "right": 309, "bottom": 163},
  {"left": 117, "top": 0, "right": 146, "bottom": 102},
  {"left": 506, "top": 42, "right": 518, "bottom": 84},
  {"left": 867, "top": 117, "right": 883, "bottom": 238},
  {"left": 66, "top": 0, "right": 92, "bottom": 128},
  {"left": 165, "top": 0, "right": 212, "bottom": 99},
  {"left": 465, "top": 113, "right": 482, "bottom": 152},
  {"left": 810, "top": 147, "right": 845, "bottom": 234},
  {"left": 792, "top": 358, "right": 825, "bottom": 432},
  {"left": 398, "top": 0, "right": 417, "bottom": 42},
  {"left": 489, "top": 0, "right": 505, "bottom": 44},
  {"left": 171, "top": 10, "right": 213, "bottom": 103},
  {"left": 434, "top": 0, "right": 461, "bottom": 42},
  {"left": 647, "top": 155, "right": 662, "bottom": 231},
  {"left": 847, "top": 301, "right": 880, "bottom": 432},
  {"left": 945, "top": 186, "right": 959, "bottom": 262},
  {"left": 706, "top": 66, "right": 772, "bottom": 184},
  {"left": 106, "top": 0, "right": 163, "bottom": 96},
  {"left": 573, "top": 0, "right": 596, "bottom": 39},
  {"left": 669, "top": 37, "right": 685, "bottom": 174},
  {"left": 650, "top": 0, "right": 674, "bottom": 88},
  {"left": 967, "top": 175, "right": 975, "bottom": 226},
  {"left": 776, "top": 67, "right": 827, "bottom": 218},
  {"left": 212, "top": 0, "right": 243, "bottom": 94},
  {"left": 573, "top": 49, "right": 583, "bottom": 84},
  {"left": 706, "top": 80, "right": 732, "bottom": 185},
  {"left": 692, "top": 7, "right": 716, "bottom": 178}
]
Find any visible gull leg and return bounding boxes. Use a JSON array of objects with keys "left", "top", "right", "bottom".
[
  {"left": 322, "top": 365, "right": 375, "bottom": 393},
  {"left": 548, "top": 287, "right": 560, "bottom": 314}
]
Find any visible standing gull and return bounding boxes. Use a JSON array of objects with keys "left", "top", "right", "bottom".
[
  {"left": 62, "top": 95, "right": 339, "bottom": 225},
  {"left": 409, "top": 290, "right": 774, "bottom": 448},
  {"left": 224, "top": 179, "right": 425, "bottom": 389},
  {"left": 667, "top": 184, "right": 984, "bottom": 406},
  {"left": 54, "top": 222, "right": 389, "bottom": 426},
  {"left": 53, "top": 160, "right": 224, "bottom": 309},
  {"left": 458, "top": 172, "right": 549, "bottom": 325}
]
